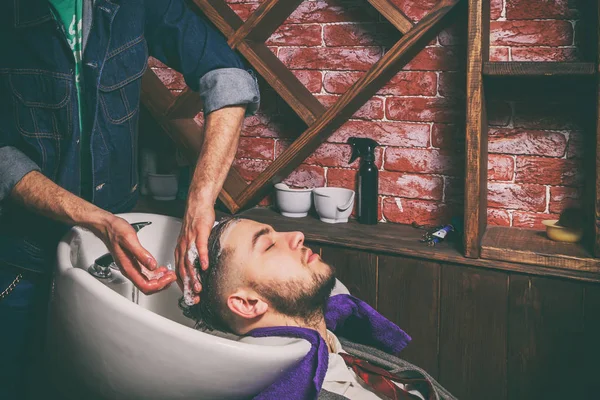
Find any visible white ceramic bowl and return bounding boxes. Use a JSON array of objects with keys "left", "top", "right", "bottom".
[
  {"left": 147, "top": 173, "right": 178, "bottom": 201},
  {"left": 313, "top": 187, "right": 355, "bottom": 224},
  {"left": 542, "top": 219, "right": 584, "bottom": 243},
  {"left": 274, "top": 183, "right": 313, "bottom": 218}
]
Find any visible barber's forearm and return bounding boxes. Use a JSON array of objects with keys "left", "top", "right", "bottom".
[
  {"left": 10, "top": 171, "right": 114, "bottom": 235},
  {"left": 188, "top": 105, "right": 246, "bottom": 205}
]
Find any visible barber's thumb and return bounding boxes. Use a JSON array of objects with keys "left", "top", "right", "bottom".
[{"left": 126, "top": 239, "right": 157, "bottom": 271}]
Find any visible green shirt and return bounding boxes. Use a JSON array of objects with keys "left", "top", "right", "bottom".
[{"left": 48, "top": 0, "right": 92, "bottom": 199}]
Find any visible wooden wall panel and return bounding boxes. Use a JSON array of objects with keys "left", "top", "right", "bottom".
[
  {"left": 297, "top": 233, "right": 599, "bottom": 400},
  {"left": 378, "top": 255, "right": 441, "bottom": 377},
  {"left": 305, "top": 242, "right": 321, "bottom": 257},
  {"left": 583, "top": 283, "right": 600, "bottom": 398},
  {"left": 320, "top": 245, "right": 378, "bottom": 308},
  {"left": 507, "top": 275, "right": 585, "bottom": 399},
  {"left": 439, "top": 265, "right": 508, "bottom": 400},
  {"left": 595, "top": 0, "right": 600, "bottom": 256}
]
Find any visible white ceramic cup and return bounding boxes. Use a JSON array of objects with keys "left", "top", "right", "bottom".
[
  {"left": 274, "top": 183, "right": 313, "bottom": 218},
  {"left": 147, "top": 173, "right": 178, "bottom": 201},
  {"left": 313, "top": 187, "right": 355, "bottom": 223},
  {"left": 139, "top": 148, "right": 158, "bottom": 196}
]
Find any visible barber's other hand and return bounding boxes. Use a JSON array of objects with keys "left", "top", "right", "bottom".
[
  {"left": 97, "top": 216, "right": 177, "bottom": 294},
  {"left": 175, "top": 202, "right": 215, "bottom": 305}
]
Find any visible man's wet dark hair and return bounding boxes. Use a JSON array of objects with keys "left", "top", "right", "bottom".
[{"left": 183, "top": 217, "right": 240, "bottom": 332}]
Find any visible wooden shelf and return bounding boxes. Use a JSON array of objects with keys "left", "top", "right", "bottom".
[
  {"left": 465, "top": 0, "right": 600, "bottom": 263},
  {"left": 132, "top": 197, "right": 600, "bottom": 283},
  {"left": 483, "top": 62, "right": 597, "bottom": 77},
  {"left": 481, "top": 226, "right": 600, "bottom": 274}
]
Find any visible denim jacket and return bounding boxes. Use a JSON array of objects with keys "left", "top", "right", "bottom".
[{"left": 0, "top": 0, "right": 259, "bottom": 274}]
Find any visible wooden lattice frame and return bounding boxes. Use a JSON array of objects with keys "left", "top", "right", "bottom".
[{"left": 141, "top": 0, "right": 460, "bottom": 213}]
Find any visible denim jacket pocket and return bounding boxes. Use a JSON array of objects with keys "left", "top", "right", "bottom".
[
  {"left": 99, "top": 37, "right": 148, "bottom": 124},
  {"left": 9, "top": 70, "right": 72, "bottom": 139}
]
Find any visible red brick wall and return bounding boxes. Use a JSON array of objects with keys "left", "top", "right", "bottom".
[{"left": 150, "top": 0, "right": 590, "bottom": 228}]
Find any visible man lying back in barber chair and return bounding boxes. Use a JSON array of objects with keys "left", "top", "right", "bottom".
[{"left": 180, "top": 218, "right": 457, "bottom": 400}]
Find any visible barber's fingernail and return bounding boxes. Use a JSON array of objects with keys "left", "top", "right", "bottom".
[{"left": 194, "top": 282, "right": 201, "bottom": 292}]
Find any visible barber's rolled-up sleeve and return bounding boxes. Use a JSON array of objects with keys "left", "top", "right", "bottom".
[
  {"left": 199, "top": 68, "right": 260, "bottom": 116},
  {"left": 145, "top": 0, "right": 260, "bottom": 116},
  {"left": 0, "top": 146, "right": 40, "bottom": 202}
]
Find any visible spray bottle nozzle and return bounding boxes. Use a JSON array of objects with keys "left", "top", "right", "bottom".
[{"left": 348, "top": 137, "right": 379, "bottom": 164}]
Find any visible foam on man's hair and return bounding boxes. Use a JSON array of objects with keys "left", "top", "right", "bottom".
[
  {"left": 183, "top": 216, "right": 242, "bottom": 331},
  {"left": 213, "top": 219, "right": 239, "bottom": 258},
  {"left": 182, "top": 219, "right": 237, "bottom": 307}
]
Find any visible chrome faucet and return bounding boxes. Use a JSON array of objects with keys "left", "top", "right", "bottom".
[{"left": 88, "top": 221, "right": 153, "bottom": 279}]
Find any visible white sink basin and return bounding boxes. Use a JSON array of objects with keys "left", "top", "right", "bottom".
[{"left": 45, "top": 212, "right": 316, "bottom": 400}]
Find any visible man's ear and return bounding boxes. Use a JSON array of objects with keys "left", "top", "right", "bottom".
[{"left": 227, "top": 290, "right": 268, "bottom": 320}]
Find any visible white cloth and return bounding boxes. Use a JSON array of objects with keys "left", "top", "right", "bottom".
[
  {"left": 330, "top": 279, "right": 351, "bottom": 297},
  {"left": 323, "top": 331, "right": 425, "bottom": 400}
]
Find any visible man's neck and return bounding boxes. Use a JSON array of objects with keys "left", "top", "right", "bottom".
[
  {"left": 280, "top": 314, "right": 334, "bottom": 352},
  {"left": 241, "top": 312, "right": 331, "bottom": 348}
]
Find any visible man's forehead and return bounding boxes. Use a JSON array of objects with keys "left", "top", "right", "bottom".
[{"left": 222, "top": 219, "right": 269, "bottom": 247}]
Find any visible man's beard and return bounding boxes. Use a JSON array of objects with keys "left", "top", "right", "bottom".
[{"left": 252, "top": 264, "right": 336, "bottom": 323}]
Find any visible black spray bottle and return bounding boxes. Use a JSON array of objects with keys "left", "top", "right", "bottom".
[{"left": 348, "top": 137, "right": 379, "bottom": 225}]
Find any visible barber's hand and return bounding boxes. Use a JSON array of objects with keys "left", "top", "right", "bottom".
[
  {"left": 98, "top": 216, "right": 177, "bottom": 294},
  {"left": 175, "top": 202, "right": 215, "bottom": 305}
]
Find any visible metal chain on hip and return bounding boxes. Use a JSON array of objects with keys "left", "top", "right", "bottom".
[{"left": 0, "top": 273, "right": 23, "bottom": 301}]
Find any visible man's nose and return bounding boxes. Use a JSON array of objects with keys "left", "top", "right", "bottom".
[{"left": 286, "top": 231, "right": 305, "bottom": 249}]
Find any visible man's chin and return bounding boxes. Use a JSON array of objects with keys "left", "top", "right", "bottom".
[
  {"left": 256, "top": 261, "right": 336, "bottom": 320},
  {"left": 316, "top": 269, "right": 337, "bottom": 300},
  {"left": 312, "top": 258, "right": 334, "bottom": 276}
]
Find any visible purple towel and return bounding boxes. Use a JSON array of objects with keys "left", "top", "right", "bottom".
[{"left": 248, "top": 294, "right": 411, "bottom": 400}]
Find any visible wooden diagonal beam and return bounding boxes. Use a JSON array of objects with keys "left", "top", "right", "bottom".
[
  {"left": 191, "top": 0, "right": 324, "bottom": 125},
  {"left": 237, "top": 41, "right": 326, "bottom": 125},
  {"left": 228, "top": 0, "right": 305, "bottom": 49},
  {"left": 165, "top": 88, "right": 204, "bottom": 119},
  {"left": 234, "top": 0, "right": 460, "bottom": 208},
  {"left": 366, "top": 0, "right": 414, "bottom": 34},
  {"left": 190, "top": 0, "right": 242, "bottom": 37}
]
